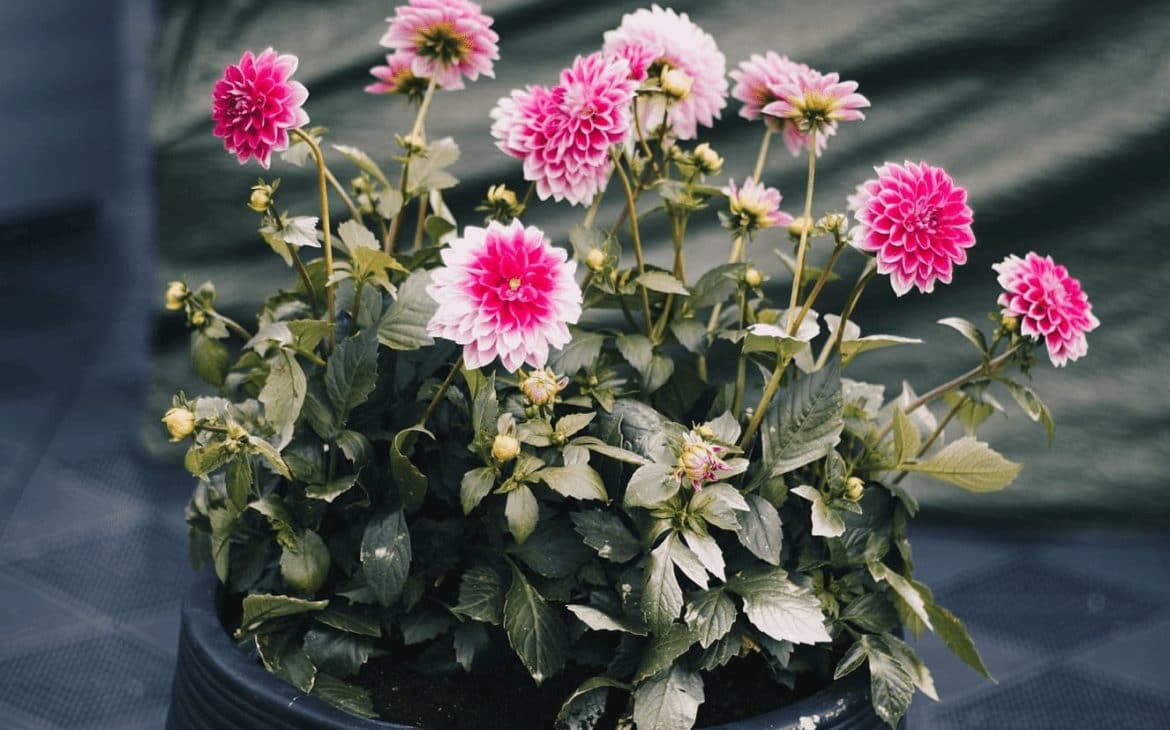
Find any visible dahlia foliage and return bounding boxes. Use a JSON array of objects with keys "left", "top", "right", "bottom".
[{"left": 174, "top": 5, "right": 1096, "bottom": 729}]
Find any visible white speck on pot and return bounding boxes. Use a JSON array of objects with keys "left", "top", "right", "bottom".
[{"left": 799, "top": 715, "right": 819, "bottom": 729}]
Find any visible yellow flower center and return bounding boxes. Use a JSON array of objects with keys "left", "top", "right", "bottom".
[
  {"left": 509, "top": 277, "right": 522, "bottom": 290},
  {"left": 416, "top": 22, "right": 472, "bottom": 64}
]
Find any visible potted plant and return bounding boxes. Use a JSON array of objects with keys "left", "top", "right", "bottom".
[{"left": 163, "top": 3, "right": 1099, "bottom": 728}]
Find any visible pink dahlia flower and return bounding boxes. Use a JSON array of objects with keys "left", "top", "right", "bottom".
[
  {"left": 675, "top": 431, "right": 738, "bottom": 490},
  {"left": 379, "top": 0, "right": 499, "bottom": 91},
  {"left": 602, "top": 4, "right": 727, "bottom": 140},
  {"left": 731, "top": 52, "right": 809, "bottom": 126},
  {"left": 491, "top": 52, "right": 636, "bottom": 206},
  {"left": 761, "top": 67, "right": 868, "bottom": 156},
  {"left": 426, "top": 220, "right": 582, "bottom": 372},
  {"left": 211, "top": 48, "right": 309, "bottom": 169},
  {"left": 993, "top": 252, "right": 1099, "bottom": 367},
  {"left": 724, "top": 178, "right": 793, "bottom": 233},
  {"left": 365, "top": 51, "right": 430, "bottom": 101},
  {"left": 849, "top": 162, "right": 975, "bottom": 296}
]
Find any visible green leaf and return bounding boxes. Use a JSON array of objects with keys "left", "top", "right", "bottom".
[
  {"left": 624, "top": 463, "right": 680, "bottom": 509},
  {"left": 460, "top": 466, "right": 496, "bottom": 514},
  {"left": 860, "top": 634, "right": 916, "bottom": 728},
  {"left": 191, "top": 331, "right": 229, "bottom": 387},
  {"left": 239, "top": 594, "right": 328, "bottom": 635},
  {"left": 400, "top": 606, "right": 455, "bottom": 644},
  {"left": 927, "top": 602, "right": 994, "bottom": 681},
  {"left": 689, "top": 483, "right": 749, "bottom": 531},
  {"left": 636, "top": 271, "right": 690, "bottom": 295},
  {"left": 636, "top": 623, "right": 698, "bottom": 682},
  {"left": 256, "top": 631, "right": 316, "bottom": 693},
  {"left": 507, "top": 519, "right": 592, "bottom": 578},
  {"left": 937, "top": 317, "right": 988, "bottom": 352},
  {"left": 1001, "top": 380, "right": 1055, "bottom": 445},
  {"left": 571, "top": 509, "right": 641, "bottom": 563},
  {"left": 735, "top": 494, "right": 783, "bottom": 566},
  {"left": 330, "top": 144, "right": 391, "bottom": 187},
  {"left": 840, "top": 593, "right": 901, "bottom": 635},
  {"left": 681, "top": 529, "right": 725, "bottom": 581},
  {"left": 670, "top": 539, "right": 709, "bottom": 590},
  {"left": 762, "top": 359, "right": 844, "bottom": 476},
  {"left": 892, "top": 406, "right": 922, "bottom": 466},
  {"left": 537, "top": 464, "right": 608, "bottom": 501},
  {"left": 504, "top": 564, "right": 568, "bottom": 685},
  {"left": 280, "top": 529, "right": 331, "bottom": 594},
  {"left": 377, "top": 270, "right": 437, "bottom": 350},
  {"left": 556, "top": 413, "right": 596, "bottom": 440},
  {"left": 643, "top": 354, "right": 675, "bottom": 394},
  {"left": 325, "top": 331, "right": 379, "bottom": 423},
  {"left": 901, "top": 436, "right": 1022, "bottom": 492},
  {"left": 615, "top": 333, "right": 654, "bottom": 375},
  {"left": 311, "top": 673, "right": 377, "bottom": 719},
  {"left": 571, "top": 437, "right": 650, "bottom": 466},
  {"left": 791, "top": 485, "right": 846, "bottom": 538},
  {"left": 868, "top": 561, "right": 933, "bottom": 631},
  {"left": 684, "top": 589, "right": 736, "bottom": 649},
  {"left": 184, "top": 441, "right": 233, "bottom": 478},
  {"left": 727, "top": 568, "right": 831, "bottom": 645},
  {"left": 303, "top": 627, "right": 374, "bottom": 678},
  {"left": 557, "top": 676, "right": 628, "bottom": 730},
  {"left": 422, "top": 215, "right": 456, "bottom": 245},
  {"left": 407, "top": 137, "right": 461, "bottom": 193},
  {"left": 690, "top": 263, "right": 743, "bottom": 309},
  {"left": 833, "top": 641, "right": 868, "bottom": 681},
  {"left": 453, "top": 622, "right": 490, "bottom": 672},
  {"left": 304, "top": 474, "right": 358, "bottom": 503},
  {"left": 633, "top": 665, "right": 705, "bottom": 730},
  {"left": 567, "top": 604, "right": 647, "bottom": 635},
  {"left": 247, "top": 436, "right": 292, "bottom": 479},
  {"left": 260, "top": 349, "right": 307, "bottom": 450},
  {"left": 391, "top": 426, "right": 433, "bottom": 511},
  {"left": 314, "top": 608, "right": 382, "bottom": 638},
  {"left": 642, "top": 535, "right": 685, "bottom": 631},
  {"left": 360, "top": 511, "right": 411, "bottom": 606},
  {"left": 506, "top": 485, "right": 539, "bottom": 544},
  {"left": 670, "top": 319, "right": 707, "bottom": 353},
  {"left": 452, "top": 566, "right": 503, "bottom": 624},
  {"left": 549, "top": 329, "right": 606, "bottom": 374}
]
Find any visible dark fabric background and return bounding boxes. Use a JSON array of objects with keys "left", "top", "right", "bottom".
[{"left": 152, "top": 0, "right": 1170, "bottom": 522}]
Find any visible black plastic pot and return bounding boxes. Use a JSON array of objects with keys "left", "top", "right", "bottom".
[{"left": 167, "top": 569, "right": 886, "bottom": 730}]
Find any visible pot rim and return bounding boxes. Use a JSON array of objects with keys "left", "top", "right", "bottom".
[{"left": 178, "top": 567, "right": 875, "bottom": 730}]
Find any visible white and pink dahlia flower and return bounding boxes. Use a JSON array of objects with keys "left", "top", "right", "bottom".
[
  {"left": 849, "top": 161, "right": 975, "bottom": 296},
  {"left": 379, "top": 0, "right": 499, "bottom": 91},
  {"left": 365, "top": 50, "right": 430, "bottom": 101},
  {"left": 994, "top": 253, "right": 1098, "bottom": 367},
  {"left": 211, "top": 48, "right": 309, "bottom": 169},
  {"left": 602, "top": 4, "right": 727, "bottom": 140},
  {"left": 725, "top": 178, "right": 793, "bottom": 233},
  {"left": 491, "top": 52, "right": 636, "bottom": 206},
  {"left": 426, "top": 220, "right": 582, "bottom": 372},
  {"left": 762, "top": 67, "right": 868, "bottom": 156}
]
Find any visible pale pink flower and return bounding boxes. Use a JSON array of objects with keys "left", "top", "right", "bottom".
[
  {"left": 365, "top": 51, "right": 430, "bottom": 101},
  {"left": 211, "top": 48, "right": 309, "bottom": 169},
  {"left": 426, "top": 220, "right": 582, "bottom": 372},
  {"left": 379, "top": 0, "right": 499, "bottom": 91},
  {"left": 849, "top": 162, "right": 975, "bottom": 296},
  {"left": 724, "top": 178, "right": 794, "bottom": 233},
  {"left": 993, "top": 253, "right": 1099, "bottom": 367},
  {"left": 731, "top": 52, "right": 808, "bottom": 125},
  {"left": 762, "top": 67, "right": 868, "bottom": 156},
  {"left": 491, "top": 52, "right": 636, "bottom": 206},
  {"left": 675, "top": 431, "right": 735, "bottom": 490},
  {"left": 602, "top": 4, "right": 727, "bottom": 140}
]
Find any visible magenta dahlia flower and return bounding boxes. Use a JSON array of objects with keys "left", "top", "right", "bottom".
[
  {"left": 379, "top": 0, "right": 499, "bottom": 91},
  {"left": 602, "top": 4, "right": 727, "bottom": 140},
  {"left": 675, "top": 431, "right": 736, "bottom": 490},
  {"left": 365, "top": 50, "right": 430, "bottom": 101},
  {"left": 993, "top": 253, "right": 1099, "bottom": 367},
  {"left": 211, "top": 48, "right": 309, "bottom": 169},
  {"left": 724, "top": 178, "right": 793, "bottom": 234},
  {"left": 849, "top": 162, "right": 975, "bottom": 296},
  {"left": 761, "top": 67, "right": 868, "bottom": 156},
  {"left": 426, "top": 220, "right": 582, "bottom": 372},
  {"left": 491, "top": 52, "right": 637, "bottom": 206}
]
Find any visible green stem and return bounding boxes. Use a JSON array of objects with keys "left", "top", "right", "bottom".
[
  {"left": 790, "top": 241, "right": 846, "bottom": 334},
  {"left": 412, "top": 194, "right": 429, "bottom": 251},
  {"left": 214, "top": 311, "right": 252, "bottom": 342},
  {"left": 610, "top": 148, "right": 654, "bottom": 338},
  {"left": 385, "top": 77, "right": 440, "bottom": 254},
  {"left": 787, "top": 130, "right": 818, "bottom": 328},
  {"left": 751, "top": 128, "right": 773, "bottom": 183},
  {"left": 519, "top": 182, "right": 535, "bottom": 216},
  {"left": 287, "top": 246, "right": 320, "bottom": 312},
  {"left": 815, "top": 259, "right": 876, "bottom": 370},
  {"left": 351, "top": 279, "right": 365, "bottom": 328},
  {"left": 739, "top": 353, "right": 792, "bottom": 450},
  {"left": 892, "top": 395, "right": 966, "bottom": 484},
  {"left": 419, "top": 356, "right": 463, "bottom": 427},
  {"left": 632, "top": 96, "right": 661, "bottom": 177},
  {"left": 325, "top": 168, "right": 362, "bottom": 223},
  {"left": 290, "top": 128, "right": 335, "bottom": 350},
  {"left": 731, "top": 289, "right": 748, "bottom": 418}
]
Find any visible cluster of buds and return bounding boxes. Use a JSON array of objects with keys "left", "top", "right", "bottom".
[
  {"left": 476, "top": 184, "right": 526, "bottom": 223},
  {"left": 675, "top": 430, "right": 735, "bottom": 490}
]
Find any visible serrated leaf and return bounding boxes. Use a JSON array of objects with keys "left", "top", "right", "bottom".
[
  {"left": 247, "top": 436, "right": 292, "bottom": 479},
  {"left": 927, "top": 602, "right": 994, "bottom": 680},
  {"left": 615, "top": 333, "right": 654, "bottom": 375},
  {"left": 684, "top": 589, "right": 736, "bottom": 648},
  {"left": 331, "top": 144, "right": 390, "bottom": 187},
  {"left": 643, "top": 536, "right": 685, "bottom": 631},
  {"left": 256, "top": 631, "right": 316, "bottom": 693},
  {"left": 727, "top": 568, "right": 830, "bottom": 645},
  {"left": 901, "top": 436, "right": 1021, "bottom": 492},
  {"left": 762, "top": 359, "right": 844, "bottom": 476},
  {"left": 507, "top": 519, "right": 592, "bottom": 578},
  {"left": 537, "top": 464, "right": 608, "bottom": 501},
  {"left": 643, "top": 354, "right": 675, "bottom": 394},
  {"left": 335, "top": 430, "right": 372, "bottom": 466},
  {"left": 239, "top": 594, "right": 328, "bottom": 635},
  {"left": 453, "top": 622, "right": 490, "bottom": 672},
  {"left": 191, "top": 331, "right": 229, "bottom": 387},
  {"left": 681, "top": 529, "right": 725, "bottom": 581},
  {"left": 572, "top": 437, "right": 650, "bottom": 466},
  {"left": 1001, "top": 380, "right": 1055, "bottom": 445},
  {"left": 260, "top": 349, "right": 306, "bottom": 450},
  {"left": 557, "top": 676, "right": 628, "bottom": 730},
  {"left": 504, "top": 564, "right": 567, "bottom": 685},
  {"left": 571, "top": 509, "right": 642, "bottom": 563},
  {"left": 861, "top": 634, "right": 916, "bottom": 728},
  {"left": 391, "top": 426, "right": 432, "bottom": 511},
  {"left": 452, "top": 566, "right": 503, "bottom": 624},
  {"left": 550, "top": 329, "right": 606, "bottom": 374},
  {"left": 840, "top": 593, "right": 900, "bottom": 635},
  {"left": 360, "top": 511, "right": 411, "bottom": 606},
  {"left": 633, "top": 665, "right": 704, "bottom": 730},
  {"left": 690, "top": 263, "right": 743, "bottom": 309},
  {"left": 624, "top": 463, "right": 680, "bottom": 509},
  {"left": 325, "top": 332, "right": 378, "bottom": 424},
  {"left": 636, "top": 623, "right": 697, "bottom": 683},
  {"left": 304, "top": 474, "right": 358, "bottom": 503},
  {"left": 937, "top": 317, "right": 987, "bottom": 353},
  {"left": 736, "top": 494, "right": 783, "bottom": 565},
  {"left": 377, "top": 270, "right": 437, "bottom": 350},
  {"left": 567, "top": 605, "right": 647, "bottom": 635},
  {"left": 280, "top": 529, "right": 330, "bottom": 594},
  {"left": 636, "top": 270, "right": 689, "bottom": 295},
  {"left": 670, "top": 319, "right": 707, "bottom": 353},
  {"left": 460, "top": 466, "right": 496, "bottom": 514},
  {"left": 400, "top": 606, "right": 455, "bottom": 644},
  {"left": 670, "top": 539, "right": 709, "bottom": 590},
  {"left": 791, "top": 485, "right": 846, "bottom": 538},
  {"left": 556, "top": 413, "right": 596, "bottom": 439},
  {"left": 689, "top": 483, "right": 749, "bottom": 531},
  {"left": 868, "top": 561, "right": 933, "bottom": 631},
  {"left": 506, "top": 485, "right": 539, "bottom": 544},
  {"left": 833, "top": 641, "right": 868, "bottom": 681},
  {"left": 892, "top": 406, "right": 921, "bottom": 466},
  {"left": 311, "top": 673, "right": 377, "bottom": 719},
  {"left": 184, "top": 441, "right": 233, "bottom": 478},
  {"left": 303, "top": 627, "right": 374, "bottom": 678},
  {"left": 314, "top": 608, "right": 382, "bottom": 638}
]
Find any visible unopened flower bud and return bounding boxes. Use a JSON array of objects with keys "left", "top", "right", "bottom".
[
  {"left": 788, "top": 215, "right": 814, "bottom": 238},
  {"left": 1002, "top": 314, "right": 1019, "bottom": 332},
  {"left": 692, "top": 143, "right": 723, "bottom": 175},
  {"left": 162, "top": 407, "right": 195, "bottom": 441},
  {"left": 400, "top": 132, "right": 426, "bottom": 152},
  {"left": 744, "top": 267, "right": 763, "bottom": 288},
  {"left": 676, "top": 431, "right": 732, "bottom": 490},
  {"left": 520, "top": 368, "right": 568, "bottom": 408},
  {"left": 487, "top": 184, "right": 518, "bottom": 208},
  {"left": 190, "top": 310, "right": 207, "bottom": 328},
  {"left": 165, "top": 281, "right": 188, "bottom": 311},
  {"left": 492, "top": 433, "right": 520, "bottom": 462},
  {"left": 818, "top": 212, "right": 848, "bottom": 236},
  {"left": 248, "top": 185, "right": 272, "bottom": 213},
  {"left": 585, "top": 248, "right": 606, "bottom": 272},
  {"left": 845, "top": 476, "right": 865, "bottom": 502},
  {"left": 660, "top": 68, "right": 693, "bottom": 100},
  {"left": 226, "top": 422, "right": 249, "bottom": 441}
]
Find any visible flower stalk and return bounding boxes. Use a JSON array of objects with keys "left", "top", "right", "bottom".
[
  {"left": 290, "top": 128, "right": 336, "bottom": 350},
  {"left": 787, "top": 130, "right": 818, "bottom": 330},
  {"left": 610, "top": 148, "right": 655, "bottom": 338}
]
